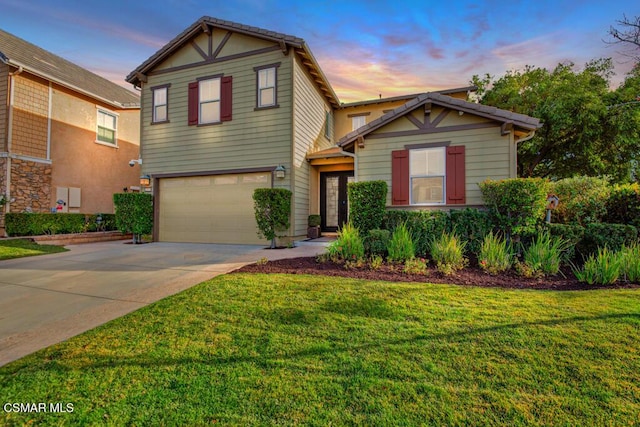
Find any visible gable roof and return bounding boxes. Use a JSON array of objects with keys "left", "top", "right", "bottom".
[
  {"left": 337, "top": 92, "right": 542, "bottom": 147},
  {"left": 0, "top": 28, "right": 139, "bottom": 109},
  {"left": 338, "top": 86, "right": 477, "bottom": 109},
  {"left": 126, "top": 16, "right": 340, "bottom": 108}
]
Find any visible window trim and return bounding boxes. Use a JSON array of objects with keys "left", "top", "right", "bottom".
[
  {"left": 253, "top": 63, "right": 280, "bottom": 110},
  {"left": 351, "top": 115, "right": 366, "bottom": 131},
  {"left": 409, "top": 147, "right": 446, "bottom": 205},
  {"left": 151, "top": 84, "right": 170, "bottom": 124},
  {"left": 197, "top": 75, "right": 222, "bottom": 125},
  {"left": 95, "top": 107, "right": 118, "bottom": 147}
]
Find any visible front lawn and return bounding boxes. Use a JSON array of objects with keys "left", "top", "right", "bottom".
[
  {"left": 1, "top": 274, "right": 638, "bottom": 425},
  {"left": 0, "top": 238, "right": 68, "bottom": 260}
]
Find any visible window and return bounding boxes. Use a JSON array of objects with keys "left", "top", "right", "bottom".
[
  {"left": 352, "top": 115, "right": 366, "bottom": 131},
  {"left": 324, "top": 111, "right": 331, "bottom": 139},
  {"left": 410, "top": 148, "right": 445, "bottom": 204},
  {"left": 188, "top": 76, "right": 232, "bottom": 125},
  {"left": 96, "top": 109, "right": 117, "bottom": 145},
  {"left": 152, "top": 85, "right": 169, "bottom": 123},
  {"left": 199, "top": 77, "right": 221, "bottom": 124},
  {"left": 258, "top": 67, "right": 276, "bottom": 107}
]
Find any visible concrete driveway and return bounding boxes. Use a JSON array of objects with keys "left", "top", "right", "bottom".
[{"left": 0, "top": 239, "right": 327, "bottom": 366}]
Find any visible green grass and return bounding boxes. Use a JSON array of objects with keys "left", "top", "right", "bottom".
[
  {"left": 1, "top": 274, "right": 639, "bottom": 426},
  {"left": 0, "top": 239, "right": 68, "bottom": 260}
]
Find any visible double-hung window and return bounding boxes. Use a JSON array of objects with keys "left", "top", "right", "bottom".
[
  {"left": 409, "top": 147, "right": 445, "bottom": 204},
  {"left": 254, "top": 63, "right": 280, "bottom": 109},
  {"left": 351, "top": 115, "right": 366, "bottom": 131},
  {"left": 199, "top": 77, "right": 221, "bottom": 124},
  {"left": 152, "top": 84, "right": 170, "bottom": 123},
  {"left": 96, "top": 109, "right": 117, "bottom": 146},
  {"left": 188, "top": 75, "right": 232, "bottom": 126}
]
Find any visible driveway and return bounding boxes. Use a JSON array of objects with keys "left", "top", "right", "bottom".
[{"left": 0, "top": 239, "right": 327, "bottom": 366}]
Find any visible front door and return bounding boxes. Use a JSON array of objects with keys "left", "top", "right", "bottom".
[{"left": 320, "top": 172, "right": 354, "bottom": 232}]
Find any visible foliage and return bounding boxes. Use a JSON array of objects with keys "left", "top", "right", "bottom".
[
  {"left": 113, "top": 193, "right": 153, "bottom": 243},
  {"left": 448, "top": 208, "right": 493, "bottom": 255},
  {"left": 522, "top": 231, "right": 568, "bottom": 277},
  {"left": 472, "top": 59, "right": 640, "bottom": 181},
  {"left": 479, "top": 178, "right": 549, "bottom": 238},
  {"left": 550, "top": 176, "right": 610, "bottom": 225},
  {"left": 478, "top": 232, "right": 513, "bottom": 275},
  {"left": 326, "top": 222, "right": 365, "bottom": 263},
  {"left": 545, "top": 223, "right": 585, "bottom": 262},
  {"left": 606, "top": 14, "right": 640, "bottom": 62},
  {"left": 403, "top": 257, "right": 428, "bottom": 275},
  {"left": 605, "top": 183, "right": 640, "bottom": 228},
  {"left": 429, "top": 232, "right": 468, "bottom": 275},
  {"left": 5, "top": 213, "right": 117, "bottom": 237},
  {"left": 252, "top": 188, "right": 292, "bottom": 248},
  {"left": 386, "top": 222, "right": 415, "bottom": 263},
  {"left": 363, "top": 229, "right": 391, "bottom": 257},
  {"left": 347, "top": 180, "right": 387, "bottom": 234},
  {"left": 308, "top": 215, "right": 321, "bottom": 227},
  {"left": 369, "top": 254, "right": 384, "bottom": 270},
  {"left": 574, "top": 247, "right": 623, "bottom": 285},
  {"left": 385, "top": 210, "right": 448, "bottom": 256},
  {"left": 579, "top": 223, "right": 638, "bottom": 256},
  {"left": 0, "top": 239, "right": 68, "bottom": 260},
  {"left": 620, "top": 243, "right": 640, "bottom": 282}
]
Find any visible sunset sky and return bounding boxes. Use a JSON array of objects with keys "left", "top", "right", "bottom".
[{"left": 0, "top": 0, "right": 637, "bottom": 102}]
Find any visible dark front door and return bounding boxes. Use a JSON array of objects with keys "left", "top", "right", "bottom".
[{"left": 320, "top": 172, "right": 354, "bottom": 232}]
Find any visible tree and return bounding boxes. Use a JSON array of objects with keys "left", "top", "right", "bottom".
[
  {"left": 253, "top": 188, "right": 291, "bottom": 249},
  {"left": 606, "top": 14, "right": 640, "bottom": 62},
  {"left": 472, "top": 59, "right": 640, "bottom": 181}
]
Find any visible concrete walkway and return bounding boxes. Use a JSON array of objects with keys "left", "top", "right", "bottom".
[{"left": 0, "top": 239, "right": 329, "bottom": 366}]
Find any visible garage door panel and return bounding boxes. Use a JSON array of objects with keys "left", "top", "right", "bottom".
[{"left": 159, "top": 172, "right": 271, "bottom": 244}]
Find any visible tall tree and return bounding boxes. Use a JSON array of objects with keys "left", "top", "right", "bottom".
[
  {"left": 472, "top": 59, "right": 640, "bottom": 181},
  {"left": 606, "top": 14, "right": 640, "bottom": 62}
]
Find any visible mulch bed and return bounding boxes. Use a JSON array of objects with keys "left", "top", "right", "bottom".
[{"left": 234, "top": 257, "right": 640, "bottom": 291}]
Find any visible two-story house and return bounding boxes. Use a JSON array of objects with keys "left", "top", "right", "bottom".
[
  {"left": 0, "top": 29, "right": 140, "bottom": 234},
  {"left": 126, "top": 16, "right": 541, "bottom": 245}
]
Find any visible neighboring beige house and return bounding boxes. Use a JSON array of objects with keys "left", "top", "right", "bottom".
[
  {"left": 0, "top": 29, "right": 140, "bottom": 234},
  {"left": 126, "top": 16, "right": 541, "bottom": 244}
]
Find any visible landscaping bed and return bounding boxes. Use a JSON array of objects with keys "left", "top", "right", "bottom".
[{"left": 235, "top": 256, "right": 640, "bottom": 291}]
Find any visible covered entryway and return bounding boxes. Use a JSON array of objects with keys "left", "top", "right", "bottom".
[
  {"left": 158, "top": 172, "right": 271, "bottom": 244},
  {"left": 320, "top": 172, "right": 354, "bottom": 232}
]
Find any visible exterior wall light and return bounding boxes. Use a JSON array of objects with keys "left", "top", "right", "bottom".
[
  {"left": 140, "top": 175, "right": 151, "bottom": 186},
  {"left": 274, "top": 165, "right": 286, "bottom": 179}
]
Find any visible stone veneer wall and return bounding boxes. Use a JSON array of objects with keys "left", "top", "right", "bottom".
[
  {"left": 10, "top": 158, "right": 52, "bottom": 213},
  {"left": 0, "top": 157, "right": 6, "bottom": 231}
]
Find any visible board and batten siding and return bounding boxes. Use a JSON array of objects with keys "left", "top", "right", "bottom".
[
  {"left": 357, "top": 126, "right": 514, "bottom": 206},
  {"left": 291, "top": 54, "right": 334, "bottom": 236}
]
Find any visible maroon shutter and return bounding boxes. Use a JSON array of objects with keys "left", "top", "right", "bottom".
[
  {"left": 446, "top": 146, "right": 466, "bottom": 204},
  {"left": 221, "top": 76, "right": 233, "bottom": 122},
  {"left": 188, "top": 82, "right": 199, "bottom": 125},
  {"left": 391, "top": 150, "right": 409, "bottom": 205}
]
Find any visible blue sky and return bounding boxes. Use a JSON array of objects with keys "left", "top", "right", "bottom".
[{"left": 0, "top": 0, "right": 636, "bottom": 102}]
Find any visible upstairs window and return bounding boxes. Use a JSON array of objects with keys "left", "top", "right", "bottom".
[
  {"left": 152, "top": 85, "right": 170, "bottom": 123},
  {"left": 352, "top": 115, "right": 366, "bottom": 131},
  {"left": 199, "top": 78, "right": 221, "bottom": 124},
  {"left": 254, "top": 63, "right": 280, "bottom": 109},
  {"left": 96, "top": 109, "right": 117, "bottom": 146},
  {"left": 188, "top": 75, "right": 233, "bottom": 125}
]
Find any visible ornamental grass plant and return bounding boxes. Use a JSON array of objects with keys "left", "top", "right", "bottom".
[
  {"left": 573, "top": 247, "right": 623, "bottom": 285},
  {"left": 387, "top": 223, "right": 415, "bottom": 263},
  {"left": 522, "top": 231, "right": 567, "bottom": 277},
  {"left": 429, "top": 232, "right": 467, "bottom": 275},
  {"left": 478, "top": 232, "right": 513, "bottom": 275},
  {"left": 326, "top": 222, "right": 365, "bottom": 263}
]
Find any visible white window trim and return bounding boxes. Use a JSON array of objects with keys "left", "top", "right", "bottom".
[
  {"left": 352, "top": 115, "right": 366, "bottom": 131},
  {"left": 199, "top": 77, "right": 221, "bottom": 125},
  {"left": 95, "top": 107, "right": 118, "bottom": 148},
  {"left": 257, "top": 67, "right": 277, "bottom": 108},
  {"left": 152, "top": 86, "right": 169, "bottom": 123},
  {"left": 409, "top": 147, "right": 446, "bottom": 205}
]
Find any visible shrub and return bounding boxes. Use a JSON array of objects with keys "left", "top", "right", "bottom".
[
  {"left": 5, "top": 213, "right": 117, "bottom": 236},
  {"left": 363, "top": 229, "right": 391, "bottom": 257},
  {"left": 430, "top": 232, "right": 467, "bottom": 275},
  {"left": 620, "top": 244, "right": 640, "bottom": 283},
  {"left": 252, "top": 188, "right": 292, "bottom": 248},
  {"left": 578, "top": 223, "right": 638, "bottom": 256},
  {"left": 404, "top": 257, "right": 428, "bottom": 275},
  {"left": 113, "top": 193, "right": 154, "bottom": 244},
  {"left": 385, "top": 210, "right": 448, "bottom": 256},
  {"left": 550, "top": 176, "right": 610, "bottom": 225},
  {"left": 522, "top": 231, "right": 567, "bottom": 277},
  {"left": 369, "top": 254, "right": 384, "bottom": 270},
  {"left": 308, "top": 215, "right": 321, "bottom": 227},
  {"left": 448, "top": 208, "right": 492, "bottom": 255},
  {"left": 545, "top": 223, "right": 585, "bottom": 262},
  {"left": 478, "top": 232, "right": 513, "bottom": 275},
  {"left": 479, "top": 178, "right": 549, "bottom": 238},
  {"left": 347, "top": 180, "right": 387, "bottom": 234},
  {"left": 387, "top": 222, "right": 415, "bottom": 263},
  {"left": 605, "top": 183, "right": 640, "bottom": 228},
  {"left": 326, "top": 222, "right": 365, "bottom": 263},
  {"left": 573, "top": 247, "right": 623, "bottom": 285}
]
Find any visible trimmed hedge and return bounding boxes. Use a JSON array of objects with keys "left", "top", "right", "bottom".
[
  {"left": 546, "top": 223, "right": 585, "bottom": 262},
  {"left": 550, "top": 176, "right": 610, "bottom": 225},
  {"left": 448, "top": 208, "right": 492, "bottom": 255},
  {"left": 384, "top": 210, "right": 449, "bottom": 257},
  {"left": 578, "top": 223, "right": 638, "bottom": 256},
  {"left": 113, "top": 193, "right": 154, "bottom": 241},
  {"left": 363, "top": 229, "right": 391, "bottom": 257},
  {"left": 253, "top": 188, "right": 292, "bottom": 248},
  {"left": 348, "top": 180, "right": 387, "bottom": 234},
  {"left": 5, "top": 213, "right": 117, "bottom": 237},
  {"left": 605, "top": 183, "right": 640, "bottom": 229}
]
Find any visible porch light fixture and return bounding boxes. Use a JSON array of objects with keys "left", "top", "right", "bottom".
[
  {"left": 140, "top": 175, "right": 151, "bottom": 186},
  {"left": 274, "top": 165, "right": 285, "bottom": 179}
]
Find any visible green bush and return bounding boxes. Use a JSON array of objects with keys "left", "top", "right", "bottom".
[
  {"left": 478, "top": 232, "right": 513, "bottom": 275},
  {"left": 479, "top": 178, "right": 549, "bottom": 238},
  {"left": 5, "top": 213, "right": 117, "bottom": 237},
  {"left": 620, "top": 244, "right": 640, "bottom": 283},
  {"left": 252, "top": 188, "right": 292, "bottom": 248},
  {"left": 326, "top": 222, "right": 365, "bottom": 263},
  {"left": 308, "top": 215, "right": 321, "bottom": 227},
  {"left": 522, "top": 231, "right": 567, "bottom": 277},
  {"left": 448, "top": 208, "right": 492, "bottom": 255},
  {"left": 578, "top": 223, "right": 638, "bottom": 256},
  {"left": 574, "top": 247, "right": 623, "bottom": 285},
  {"left": 347, "top": 180, "right": 387, "bottom": 234},
  {"left": 363, "top": 229, "right": 391, "bottom": 257},
  {"left": 605, "top": 183, "right": 640, "bottom": 228},
  {"left": 429, "top": 232, "right": 467, "bottom": 275},
  {"left": 113, "top": 193, "right": 154, "bottom": 244},
  {"left": 385, "top": 210, "right": 448, "bottom": 256},
  {"left": 551, "top": 176, "right": 610, "bottom": 225},
  {"left": 387, "top": 222, "right": 415, "bottom": 263},
  {"left": 545, "top": 223, "right": 585, "bottom": 262},
  {"left": 403, "top": 257, "right": 428, "bottom": 275}
]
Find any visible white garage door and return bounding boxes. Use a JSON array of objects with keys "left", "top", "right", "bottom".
[{"left": 158, "top": 172, "right": 271, "bottom": 244}]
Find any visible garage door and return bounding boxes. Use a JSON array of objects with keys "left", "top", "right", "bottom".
[{"left": 158, "top": 172, "right": 271, "bottom": 244}]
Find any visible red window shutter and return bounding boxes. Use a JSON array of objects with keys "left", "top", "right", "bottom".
[
  {"left": 188, "top": 82, "right": 199, "bottom": 125},
  {"left": 446, "top": 146, "right": 466, "bottom": 204},
  {"left": 221, "top": 76, "right": 233, "bottom": 122},
  {"left": 391, "top": 150, "right": 409, "bottom": 205}
]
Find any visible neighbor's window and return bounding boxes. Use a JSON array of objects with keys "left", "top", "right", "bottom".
[
  {"left": 352, "top": 115, "right": 366, "bottom": 131},
  {"left": 410, "top": 147, "right": 445, "bottom": 204},
  {"left": 152, "top": 85, "right": 169, "bottom": 123},
  {"left": 96, "top": 109, "right": 117, "bottom": 145},
  {"left": 199, "top": 77, "right": 221, "bottom": 124}
]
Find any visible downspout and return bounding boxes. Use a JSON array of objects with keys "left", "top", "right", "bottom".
[
  {"left": 4, "top": 64, "right": 24, "bottom": 219},
  {"left": 339, "top": 149, "right": 358, "bottom": 182},
  {"left": 514, "top": 130, "right": 536, "bottom": 177}
]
